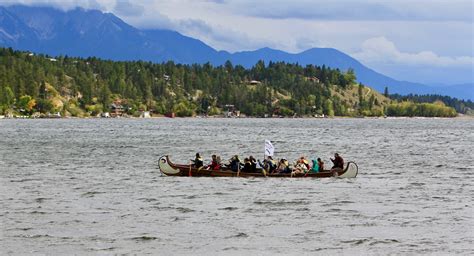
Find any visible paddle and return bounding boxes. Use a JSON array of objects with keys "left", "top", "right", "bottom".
[
  {"left": 237, "top": 162, "right": 240, "bottom": 177},
  {"left": 189, "top": 160, "right": 192, "bottom": 177}
]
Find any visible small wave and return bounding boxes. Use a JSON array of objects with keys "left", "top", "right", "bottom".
[
  {"left": 92, "top": 247, "right": 117, "bottom": 251},
  {"left": 17, "top": 234, "right": 52, "bottom": 239},
  {"left": 342, "top": 238, "right": 399, "bottom": 246},
  {"left": 151, "top": 206, "right": 174, "bottom": 211},
  {"left": 305, "top": 230, "right": 325, "bottom": 235},
  {"left": 30, "top": 210, "right": 47, "bottom": 215},
  {"left": 176, "top": 207, "right": 195, "bottom": 213},
  {"left": 342, "top": 238, "right": 371, "bottom": 245},
  {"left": 385, "top": 209, "right": 416, "bottom": 215},
  {"left": 213, "top": 192, "right": 230, "bottom": 195},
  {"left": 226, "top": 232, "right": 249, "bottom": 239},
  {"left": 35, "top": 198, "right": 48, "bottom": 203},
  {"left": 369, "top": 239, "right": 400, "bottom": 245},
  {"left": 81, "top": 191, "right": 105, "bottom": 197},
  {"left": 296, "top": 207, "right": 310, "bottom": 211},
  {"left": 327, "top": 200, "right": 355, "bottom": 206},
  {"left": 138, "top": 198, "right": 158, "bottom": 202},
  {"left": 254, "top": 200, "right": 309, "bottom": 206},
  {"left": 348, "top": 222, "right": 377, "bottom": 227},
  {"left": 10, "top": 178, "right": 40, "bottom": 183},
  {"left": 8, "top": 227, "right": 33, "bottom": 231},
  {"left": 130, "top": 236, "right": 159, "bottom": 241},
  {"left": 409, "top": 182, "right": 425, "bottom": 186},
  {"left": 218, "top": 207, "right": 238, "bottom": 211},
  {"left": 222, "top": 247, "right": 239, "bottom": 251}
]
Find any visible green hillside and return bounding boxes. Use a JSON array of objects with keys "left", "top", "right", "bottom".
[{"left": 0, "top": 47, "right": 459, "bottom": 118}]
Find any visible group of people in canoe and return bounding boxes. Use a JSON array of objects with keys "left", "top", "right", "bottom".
[{"left": 191, "top": 152, "right": 345, "bottom": 176}]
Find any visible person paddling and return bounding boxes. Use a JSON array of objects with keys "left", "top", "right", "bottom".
[
  {"left": 260, "top": 156, "right": 276, "bottom": 173},
  {"left": 228, "top": 155, "right": 241, "bottom": 172},
  {"left": 208, "top": 154, "right": 221, "bottom": 170},
  {"left": 192, "top": 153, "right": 204, "bottom": 170},
  {"left": 249, "top": 156, "right": 257, "bottom": 172},
  {"left": 330, "top": 153, "right": 344, "bottom": 169},
  {"left": 317, "top": 158, "right": 324, "bottom": 171}
]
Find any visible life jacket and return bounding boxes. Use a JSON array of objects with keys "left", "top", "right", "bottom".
[
  {"left": 267, "top": 159, "right": 276, "bottom": 171},
  {"left": 230, "top": 159, "right": 240, "bottom": 171},
  {"left": 310, "top": 160, "right": 319, "bottom": 173},
  {"left": 210, "top": 161, "right": 220, "bottom": 170}
]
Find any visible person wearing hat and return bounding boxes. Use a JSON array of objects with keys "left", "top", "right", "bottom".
[
  {"left": 292, "top": 156, "right": 309, "bottom": 175},
  {"left": 276, "top": 158, "right": 291, "bottom": 174}
]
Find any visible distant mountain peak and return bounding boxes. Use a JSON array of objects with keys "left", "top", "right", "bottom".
[{"left": 0, "top": 4, "right": 471, "bottom": 99}]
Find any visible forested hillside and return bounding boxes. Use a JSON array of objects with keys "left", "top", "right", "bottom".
[
  {"left": 389, "top": 94, "right": 473, "bottom": 115},
  {"left": 0, "top": 48, "right": 459, "bottom": 117}
]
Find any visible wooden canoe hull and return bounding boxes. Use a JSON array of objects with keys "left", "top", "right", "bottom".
[{"left": 158, "top": 156, "right": 358, "bottom": 178}]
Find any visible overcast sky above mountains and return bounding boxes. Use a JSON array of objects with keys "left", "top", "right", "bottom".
[{"left": 0, "top": 0, "right": 473, "bottom": 85}]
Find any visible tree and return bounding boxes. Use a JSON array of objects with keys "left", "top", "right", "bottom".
[
  {"left": 369, "top": 94, "right": 375, "bottom": 110},
  {"left": 17, "top": 95, "right": 36, "bottom": 114},
  {"left": 384, "top": 87, "right": 389, "bottom": 97},
  {"left": 36, "top": 98, "right": 54, "bottom": 113},
  {"left": 0, "top": 47, "right": 464, "bottom": 118},
  {"left": 323, "top": 99, "right": 334, "bottom": 116},
  {"left": 358, "top": 83, "right": 366, "bottom": 112},
  {"left": 98, "top": 83, "right": 111, "bottom": 111},
  {"left": 343, "top": 68, "right": 356, "bottom": 87},
  {"left": 0, "top": 86, "right": 15, "bottom": 107}
]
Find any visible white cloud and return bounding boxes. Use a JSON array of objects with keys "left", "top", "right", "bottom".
[
  {"left": 0, "top": 0, "right": 472, "bottom": 84},
  {"left": 353, "top": 37, "right": 474, "bottom": 68},
  {"left": 224, "top": 0, "right": 474, "bottom": 22},
  {"left": 0, "top": 0, "right": 112, "bottom": 11},
  {"left": 113, "top": 0, "right": 144, "bottom": 17}
]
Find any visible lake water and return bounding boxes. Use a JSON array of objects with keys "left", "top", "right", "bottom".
[{"left": 1, "top": 118, "right": 473, "bottom": 255}]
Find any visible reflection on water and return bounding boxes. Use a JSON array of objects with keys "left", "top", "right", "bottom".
[{"left": 1, "top": 118, "right": 473, "bottom": 254}]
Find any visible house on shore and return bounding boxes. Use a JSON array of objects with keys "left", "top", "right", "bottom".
[
  {"left": 140, "top": 111, "right": 151, "bottom": 118},
  {"left": 305, "top": 77, "right": 320, "bottom": 83},
  {"left": 110, "top": 102, "right": 124, "bottom": 117},
  {"left": 224, "top": 104, "right": 240, "bottom": 117}
]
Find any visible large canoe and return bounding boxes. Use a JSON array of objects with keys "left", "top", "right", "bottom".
[{"left": 158, "top": 155, "right": 358, "bottom": 178}]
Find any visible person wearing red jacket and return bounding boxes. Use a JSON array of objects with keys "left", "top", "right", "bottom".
[{"left": 208, "top": 154, "right": 221, "bottom": 170}]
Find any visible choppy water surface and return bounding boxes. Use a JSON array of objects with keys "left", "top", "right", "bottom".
[{"left": 1, "top": 118, "right": 473, "bottom": 255}]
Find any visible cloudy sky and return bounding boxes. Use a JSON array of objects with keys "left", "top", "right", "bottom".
[{"left": 1, "top": 0, "right": 473, "bottom": 84}]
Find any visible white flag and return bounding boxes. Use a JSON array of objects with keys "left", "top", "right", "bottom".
[{"left": 264, "top": 140, "right": 274, "bottom": 156}]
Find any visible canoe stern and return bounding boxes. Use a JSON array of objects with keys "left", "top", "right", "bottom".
[{"left": 339, "top": 161, "right": 358, "bottom": 178}]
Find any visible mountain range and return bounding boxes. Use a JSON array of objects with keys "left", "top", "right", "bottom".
[{"left": 0, "top": 5, "right": 472, "bottom": 100}]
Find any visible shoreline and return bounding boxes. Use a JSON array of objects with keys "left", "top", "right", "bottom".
[{"left": 1, "top": 115, "right": 472, "bottom": 120}]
